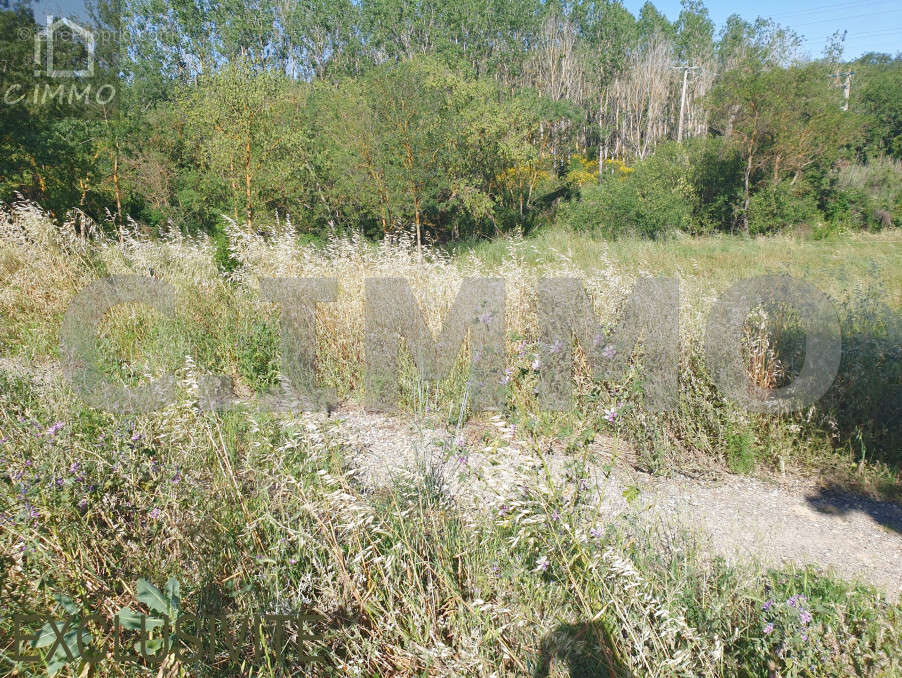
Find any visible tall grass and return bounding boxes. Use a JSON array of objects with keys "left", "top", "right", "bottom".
[{"left": 1, "top": 202, "right": 900, "bottom": 676}]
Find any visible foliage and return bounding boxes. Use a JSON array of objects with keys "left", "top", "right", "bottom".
[
  {"left": 3, "top": 0, "right": 899, "bottom": 240},
  {"left": 747, "top": 180, "right": 818, "bottom": 235},
  {"left": 710, "top": 63, "right": 859, "bottom": 233},
  {"left": 559, "top": 143, "right": 695, "bottom": 238},
  {"left": 1, "top": 202, "right": 901, "bottom": 676},
  {"left": 853, "top": 54, "right": 902, "bottom": 160}
]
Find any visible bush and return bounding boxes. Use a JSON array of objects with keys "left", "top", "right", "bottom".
[
  {"left": 686, "top": 136, "right": 745, "bottom": 234},
  {"left": 747, "top": 180, "right": 818, "bottom": 234},
  {"left": 828, "top": 157, "right": 902, "bottom": 229},
  {"left": 558, "top": 142, "right": 695, "bottom": 239},
  {"left": 725, "top": 428, "right": 759, "bottom": 473}
]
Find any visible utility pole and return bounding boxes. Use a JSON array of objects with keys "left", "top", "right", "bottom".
[
  {"left": 842, "top": 70, "right": 853, "bottom": 111},
  {"left": 829, "top": 71, "right": 854, "bottom": 111},
  {"left": 672, "top": 65, "right": 700, "bottom": 142}
]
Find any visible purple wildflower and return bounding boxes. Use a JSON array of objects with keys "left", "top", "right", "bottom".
[
  {"left": 799, "top": 610, "right": 812, "bottom": 625},
  {"left": 44, "top": 421, "right": 65, "bottom": 437},
  {"left": 149, "top": 508, "right": 161, "bottom": 520},
  {"left": 535, "top": 555, "right": 550, "bottom": 572},
  {"left": 531, "top": 358, "right": 541, "bottom": 371},
  {"left": 763, "top": 623, "right": 774, "bottom": 635},
  {"left": 762, "top": 599, "right": 773, "bottom": 611},
  {"left": 604, "top": 407, "right": 618, "bottom": 423},
  {"left": 601, "top": 345, "right": 617, "bottom": 360},
  {"left": 477, "top": 312, "right": 493, "bottom": 324},
  {"left": 589, "top": 526, "right": 603, "bottom": 539}
]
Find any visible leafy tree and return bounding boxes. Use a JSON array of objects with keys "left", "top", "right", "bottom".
[
  {"left": 179, "top": 59, "right": 293, "bottom": 231},
  {"left": 854, "top": 55, "right": 902, "bottom": 159},
  {"left": 711, "top": 63, "right": 858, "bottom": 233}
]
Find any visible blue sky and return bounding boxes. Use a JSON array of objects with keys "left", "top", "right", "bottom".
[
  {"left": 623, "top": 0, "right": 902, "bottom": 59},
  {"left": 23, "top": 0, "right": 902, "bottom": 61}
]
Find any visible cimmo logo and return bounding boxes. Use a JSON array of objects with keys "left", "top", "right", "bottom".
[{"left": 34, "top": 15, "right": 95, "bottom": 79}]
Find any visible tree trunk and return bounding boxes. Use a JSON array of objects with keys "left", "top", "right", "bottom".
[
  {"left": 229, "top": 158, "right": 239, "bottom": 224},
  {"left": 743, "top": 152, "right": 753, "bottom": 235},
  {"left": 112, "top": 144, "right": 122, "bottom": 227},
  {"left": 414, "top": 195, "right": 422, "bottom": 264},
  {"left": 244, "top": 138, "right": 253, "bottom": 231}
]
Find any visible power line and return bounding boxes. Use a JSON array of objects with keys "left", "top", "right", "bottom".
[
  {"left": 769, "top": 0, "right": 894, "bottom": 21},
  {"left": 670, "top": 64, "right": 701, "bottom": 143},
  {"left": 799, "top": 27, "right": 902, "bottom": 43},
  {"left": 791, "top": 8, "right": 902, "bottom": 28}
]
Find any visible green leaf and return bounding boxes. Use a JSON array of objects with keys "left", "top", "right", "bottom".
[
  {"left": 46, "top": 657, "right": 68, "bottom": 676},
  {"left": 622, "top": 485, "right": 640, "bottom": 505},
  {"left": 164, "top": 577, "right": 180, "bottom": 612},
  {"left": 136, "top": 578, "right": 169, "bottom": 616},
  {"left": 133, "top": 637, "right": 164, "bottom": 655},
  {"left": 117, "top": 607, "right": 164, "bottom": 631},
  {"left": 32, "top": 623, "right": 59, "bottom": 649},
  {"left": 53, "top": 593, "right": 79, "bottom": 616},
  {"left": 49, "top": 630, "right": 89, "bottom": 661}
]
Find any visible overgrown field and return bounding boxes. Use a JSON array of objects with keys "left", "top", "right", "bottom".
[{"left": 1, "top": 203, "right": 900, "bottom": 676}]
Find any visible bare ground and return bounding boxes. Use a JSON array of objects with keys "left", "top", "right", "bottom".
[
  {"left": 328, "top": 406, "right": 902, "bottom": 600},
  {"left": 3, "top": 355, "right": 899, "bottom": 598}
]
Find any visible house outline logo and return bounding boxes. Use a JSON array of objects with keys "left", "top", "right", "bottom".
[{"left": 34, "top": 16, "right": 95, "bottom": 78}]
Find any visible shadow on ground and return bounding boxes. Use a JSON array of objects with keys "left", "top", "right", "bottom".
[
  {"left": 805, "top": 484, "right": 902, "bottom": 534},
  {"left": 532, "top": 622, "right": 630, "bottom": 678}
]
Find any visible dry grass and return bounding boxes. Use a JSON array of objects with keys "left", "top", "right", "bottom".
[{"left": 1, "top": 202, "right": 900, "bottom": 677}]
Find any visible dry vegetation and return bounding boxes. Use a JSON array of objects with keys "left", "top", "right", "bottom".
[{"left": 1, "top": 202, "right": 900, "bottom": 677}]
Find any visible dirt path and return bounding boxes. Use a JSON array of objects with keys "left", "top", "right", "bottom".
[
  {"left": 328, "top": 406, "right": 902, "bottom": 600},
  {"left": 3, "top": 356, "right": 899, "bottom": 598}
]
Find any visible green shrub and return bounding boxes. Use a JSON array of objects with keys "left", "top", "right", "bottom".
[
  {"left": 686, "top": 136, "right": 745, "bottom": 234},
  {"left": 558, "top": 142, "right": 695, "bottom": 239},
  {"left": 829, "top": 157, "right": 902, "bottom": 229},
  {"left": 725, "top": 428, "right": 758, "bottom": 473},
  {"left": 747, "top": 181, "right": 818, "bottom": 234},
  {"left": 236, "top": 318, "right": 280, "bottom": 391}
]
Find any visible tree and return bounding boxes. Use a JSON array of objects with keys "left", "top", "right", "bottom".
[
  {"left": 180, "top": 60, "right": 290, "bottom": 231},
  {"left": 711, "top": 63, "right": 858, "bottom": 233},
  {"left": 855, "top": 55, "right": 902, "bottom": 159}
]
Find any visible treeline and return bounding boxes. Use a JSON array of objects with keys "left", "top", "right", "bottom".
[{"left": 1, "top": 0, "right": 901, "bottom": 241}]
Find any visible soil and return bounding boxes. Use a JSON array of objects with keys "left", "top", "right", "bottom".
[{"left": 329, "top": 405, "right": 902, "bottom": 600}]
